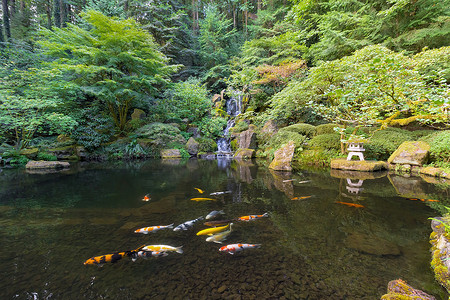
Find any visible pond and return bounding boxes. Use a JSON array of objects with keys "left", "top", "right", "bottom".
[{"left": 0, "top": 159, "right": 448, "bottom": 299}]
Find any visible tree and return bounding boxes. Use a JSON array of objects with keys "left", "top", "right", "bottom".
[
  {"left": 2, "top": 0, "right": 11, "bottom": 40},
  {"left": 38, "top": 10, "right": 178, "bottom": 134}
]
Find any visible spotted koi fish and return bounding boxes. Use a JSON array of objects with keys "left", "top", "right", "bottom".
[
  {"left": 134, "top": 224, "right": 174, "bottom": 234},
  {"left": 219, "top": 243, "right": 261, "bottom": 255},
  {"left": 142, "top": 245, "right": 183, "bottom": 254},
  {"left": 194, "top": 188, "right": 205, "bottom": 194},
  {"left": 173, "top": 217, "right": 204, "bottom": 231},
  {"left": 237, "top": 213, "right": 269, "bottom": 221},
  {"left": 336, "top": 201, "right": 364, "bottom": 208},
  {"left": 131, "top": 250, "right": 168, "bottom": 262},
  {"left": 84, "top": 245, "right": 145, "bottom": 266},
  {"left": 142, "top": 194, "right": 151, "bottom": 201}
]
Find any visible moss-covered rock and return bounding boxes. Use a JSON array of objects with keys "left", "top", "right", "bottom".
[
  {"left": 185, "top": 137, "right": 199, "bottom": 156},
  {"left": 330, "top": 158, "right": 388, "bottom": 172},
  {"left": 269, "top": 141, "right": 295, "bottom": 171},
  {"left": 25, "top": 160, "right": 70, "bottom": 169},
  {"left": 381, "top": 279, "right": 436, "bottom": 300},
  {"left": 388, "top": 141, "right": 430, "bottom": 166},
  {"left": 237, "top": 126, "right": 257, "bottom": 149},
  {"left": 161, "top": 149, "right": 182, "bottom": 158},
  {"left": 279, "top": 123, "right": 316, "bottom": 138},
  {"left": 197, "top": 137, "right": 217, "bottom": 152},
  {"left": 234, "top": 149, "right": 255, "bottom": 160},
  {"left": 20, "top": 148, "right": 39, "bottom": 159}
]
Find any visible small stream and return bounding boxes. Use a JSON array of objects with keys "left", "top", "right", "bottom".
[{"left": 0, "top": 160, "right": 448, "bottom": 299}]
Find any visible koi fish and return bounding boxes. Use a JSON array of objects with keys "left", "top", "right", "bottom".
[
  {"left": 84, "top": 245, "right": 145, "bottom": 266},
  {"left": 427, "top": 199, "right": 440, "bottom": 202},
  {"left": 134, "top": 224, "right": 174, "bottom": 234},
  {"left": 219, "top": 243, "right": 261, "bottom": 255},
  {"left": 298, "top": 180, "right": 311, "bottom": 184},
  {"left": 131, "top": 250, "right": 168, "bottom": 262},
  {"left": 282, "top": 179, "right": 295, "bottom": 182},
  {"left": 203, "top": 219, "right": 233, "bottom": 227},
  {"left": 408, "top": 198, "right": 420, "bottom": 201},
  {"left": 142, "top": 194, "right": 151, "bottom": 201},
  {"left": 206, "top": 225, "right": 233, "bottom": 244},
  {"left": 142, "top": 245, "right": 183, "bottom": 254},
  {"left": 194, "top": 188, "right": 205, "bottom": 194},
  {"left": 191, "top": 197, "right": 216, "bottom": 201},
  {"left": 206, "top": 210, "right": 225, "bottom": 220},
  {"left": 173, "top": 217, "right": 204, "bottom": 231},
  {"left": 196, "top": 223, "right": 232, "bottom": 236},
  {"left": 210, "top": 191, "right": 232, "bottom": 196},
  {"left": 291, "top": 196, "right": 313, "bottom": 200},
  {"left": 336, "top": 201, "right": 364, "bottom": 208},
  {"left": 237, "top": 213, "right": 269, "bottom": 221}
]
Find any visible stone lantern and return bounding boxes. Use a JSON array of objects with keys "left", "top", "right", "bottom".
[{"left": 346, "top": 142, "right": 365, "bottom": 161}]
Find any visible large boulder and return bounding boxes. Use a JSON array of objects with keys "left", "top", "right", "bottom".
[
  {"left": 185, "top": 137, "right": 199, "bottom": 156},
  {"left": 388, "top": 141, "right": 430, "bottom": 166},
  {"left": 234, "top": 149, "right": 255, "bottom": 160},
  {"left": 26, "top": 160, "right": 70, "bottom": 169},
  {"left": 330, "top": 159, "right": 387, "bottom": 172},
  {"left": 131, "top": 108, "right": 146, "bottom": 120},
  {"left": 20, "top": 148, "right": 39, "bottom": 159},
  {"left": 237, "top": 125, "right": 257, "bottom": 149},
  {"left": 269, "top": 141, "right": 295, "bottom": 171},
  {"left": 381, "top": 279, "right": 436, "bottom": 300},
  {"left": 161, "top": 149, "right": 182, "bottom": 158}
]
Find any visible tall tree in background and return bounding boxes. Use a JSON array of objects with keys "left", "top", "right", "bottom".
[
  {"left": 2, "top": 0, "right": 11, "bottom": 39},
  {"left": 53, "top": 0, "right": 60, "bottom": 27}
]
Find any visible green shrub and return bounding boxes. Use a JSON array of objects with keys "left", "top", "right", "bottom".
[
  {"left": 315, "top": 124, "right": 340, "bottom": 136},
  {"left": 37, "top": 152, "right": 58, "bottom": 161},
  {"left": 410, "top": 130, "right": 435, "bottom": 140},
  {"left": 268, "top": 131, "right": 306, "bottom": 152},
  {"left": 295, "top": 149, "right": 341, "bottom": 167},
  {"left": 307, "top": 133, "right": 341, "bottom": 150},
  {"left": 134, "top": 123, "right": 186, "bottom": 150},
  {"left": 230, "top": 120, "right": 249, "bottom": 134},
  {"left": 365, "top": 128, "right": 413, "bottom": 160},
  {"left": 197, "top": 116, "right": 227, "bottom": 139},
  {"left": 279, "top": 123, "right": 316, "bottom": 138},
  {"left": 197, "top": 137, "right": 218, "bottom": 152},
  {"left": 422, "top": 131, "right": 450, "bottom": 162}
]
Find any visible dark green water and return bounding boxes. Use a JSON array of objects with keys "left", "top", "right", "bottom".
[{"left": 0, "top": 159, "right": 448, "bottom": 299}]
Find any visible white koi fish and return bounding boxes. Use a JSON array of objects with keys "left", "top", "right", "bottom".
[
  {"left": 219, "top": 243, "right": 261, "bottom": 255},
  {"left": 209, "top": 191, "right": 232, "bottom": 196},
  {"left": 298, "top": 180, "right": 311, "bottom": 184},
  {"left": 134, "top": 224, "right": 174, "bottom": 234},
  {"left": 142, "top": 245, "right": 183, "bottom": 254},
  {"left": 206, "top": 224, "right": 232, "bottom": 244},
  {"left": 206, "top": 210, "right": 225, "bottom": 220},
  {"left": 174, "top": 217, "right": 204, "bottom": 231}
]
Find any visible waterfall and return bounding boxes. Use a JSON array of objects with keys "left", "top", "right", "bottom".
[{"left": 216, "top": 93, "right": 243, "bottom": 157}]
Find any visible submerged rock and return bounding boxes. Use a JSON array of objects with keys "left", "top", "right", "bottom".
[
  {"left": 388, "top": 141, "right": 430, "bottom": 166},
  {"left": 269, "top": 141, "right": 295, "bottom": 171}
]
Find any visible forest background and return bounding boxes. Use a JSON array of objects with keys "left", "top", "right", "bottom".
[{"left": 0, "top": 0, "right": 449, "bottom": 166}]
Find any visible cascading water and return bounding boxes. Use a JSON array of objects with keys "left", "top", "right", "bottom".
[{"left": 216, "top": 93, "right": 243, "bottom": 157}]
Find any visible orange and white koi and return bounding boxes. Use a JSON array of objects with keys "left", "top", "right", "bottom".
[
  {"left": 142, "top": 245, "right": 183, "bottom": 254},
  {"left": 194, "top": 188, "right": 205, "bottom": 194},
  {"left": 237, "top": 213, "right": 269, "bottom": 221},
  {"left": 196, "top": 223, "right": 232, "bottom": 236},
  {"left": 84, "top": 245, "right": 145, "bottom": 266},
  {"left": 219, "top": 243, "right": 261, "bottom": 255},
  {"left": 134, "top": 224, "right": 174, "bottom": 234},
  {"left": 336, "top": 201, "right": 364, "bottom": 208},
  {"left": 191, "top": 197, "right": 216, "bottom": 201},
  {"left": 291, "top": 196, "right": 313, "bottom": 200},
  {"left": 142, "top": 194, "right": 151, "bottom": 201}
]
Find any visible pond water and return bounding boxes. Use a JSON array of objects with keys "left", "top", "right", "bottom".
[{"left": 0, "top": 159, "right": 449, "bottom": 299}]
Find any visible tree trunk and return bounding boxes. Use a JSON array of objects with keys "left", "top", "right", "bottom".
[
  {"left": 46, "top": 0, "right": 52, "bottom": 29},
  {"left": 0, "top": 17, "right": 4, "bottom": 44},
  {"left": 257, "top": 0, "right": 261, "bottom": 12},
  {"left": 10, "top": 0, "right": 15, "bottom": 16},
  {"left": 2, "top": 0, "right": 11, "bottom": 40},
  {"left": 53, "top": 0, "right": 61, "bottom": 28},
  {"left": 124, "top": 0, "right": 128, "bottom": 16}
]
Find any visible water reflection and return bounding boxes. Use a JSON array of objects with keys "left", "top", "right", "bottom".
[{"left": 0, "top": 160, "right": 448, "bottom": 299}]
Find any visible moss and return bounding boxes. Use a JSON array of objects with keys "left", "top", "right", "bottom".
[
  {"left": 197, "top": 137, "right": 217, "bottom": 152},
  {"left": 268, "top": 131, "right": 306, "bottom": 150},
  {"left": 230, "top": 120, "right": 249, "bottom": 134},
  {"left": 365, "top": 128, "right": 413, "bottom": 160},
  {"left": 294, "top": 149, "right": 341, "bottom": 168},
  {"left": 279, "top": 123, "right": 316, "bottom": 138},
  {"left": 420, "top": 130, "right": 450, "bottom": 163},
  {"left": 315, "top": 124, "right": 340, "bottom": 135},
  {"left": 307, "top": 133, "right": 341, "bottom": 150},
  {"left": 230, "top": 139, "right": 238, "bottom": 151}
]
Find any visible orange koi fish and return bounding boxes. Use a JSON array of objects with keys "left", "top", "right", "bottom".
[
  {"left": 237, "top": 213, "right": 269, "bottom": 221},
  {"left": 408, "top": 198, "right": 419, "bottom": 201},
  {"left": 194, "top": 188, "right": 205, "bottom": 194},
  {"left": 142, "top": 194, "right": 151, "bottom": 201},
  {"left": 427, "top": 199, "right": 440, "bottom": 202},
  {"left": 336, "top": 201, "right": 364, "bottom": 208},
  {"left": 134, "top": 224, "right": 174, "bottom": 234},
  {"left": 84, "top": 245, "right": 145, "bottom": 266},
  {"left": 190, "top": 197, "right": 216, "bottom": 201},
  {"left": 219, "top": 243, "right": 261, "bottom": 255},
  {"left": 291, "top": 196, "right": 313, "bottom": 200}
]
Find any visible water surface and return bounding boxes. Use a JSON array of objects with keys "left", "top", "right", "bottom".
[{"left": 0, "top": 159, "right": 448, "bottom": 299}]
